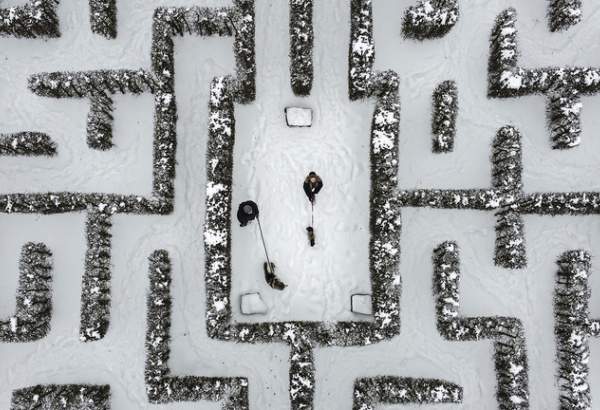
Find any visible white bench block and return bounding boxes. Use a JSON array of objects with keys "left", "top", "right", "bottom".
[
  {"left": 351, "top": 294, "right": 373, "bottom": 316},
  {"left": 241, "top": 292, "right": 268, "bottom": 315},
  {"left": 285, "top": 107, "right": 312, "bottom": 127}
]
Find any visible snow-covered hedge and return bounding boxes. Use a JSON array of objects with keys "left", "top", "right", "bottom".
[
  {"left": 352, "top": 377, "right": 462, "bottom": 410},
  {"left": 289, "top": 0, "right": 313, "bottom": 96},
  {"left": 145, "top": 250, "right": 249, "bottom": 408},
  {"left": 549, "top": 0, "right": 582, "bottom": 32},
  {"left": 10, "top": 384, "right": 110, "bottom": 409},
  {"left": 0, "top": 132, "right": 56, "bottom": 156},
  {"left": 554, "top": 250, "right": 600, "bottom": 409},
  {"left": 431, "top": 80, "right": 457, "bottom": 153},
  {"left": 89, "top": 0, "right": 117, "bottom": 39},
  {"left": 403, "top": 0, "right": 459, "bottom": 40},
  {"left": 433, "top": 242, "right": 529, "bottom": 409},
  {"left": 0, "top": 243, "right": 53, "bottom": 343},
  {"left": 29, "top": 70, "right": 158, "bottom": 152},
  {"left": 152, "top": 2, "right": 255, "bottom": 102},
  {"left": 492, "top": 126, "right": 526, "bottom": 270},
  {"left": 349, "top": 0, "right": 374, "bottom": 100},
  {"left": 400, "top": 126, "right": 527, "bottom": 269},
  {"left": 495, "top": 210, "right": 526, "bottom": 270},
  {"left": 288, "top": 337, "right": 315, "bottom": 409},
  {"left": 488, "top": 8, "right": 600, "bottom": 149},
  {"left": 87, "top": 92, "right": 115, "bottom": 150},
  {"left": 0, "top": 0, "right": 60, "bottom": 38},
  {"left": 79, "top": 209, "right": 112, "bottom": 342}
]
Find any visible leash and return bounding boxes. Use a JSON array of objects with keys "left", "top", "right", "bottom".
[{"left": 256, "top": 216, "right": 272, "bottom": 273}]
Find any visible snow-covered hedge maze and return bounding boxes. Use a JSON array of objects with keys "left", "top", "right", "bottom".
[
  {"left": 399, "top": 126, "right": 530, "bottom": 270},
  {"left": 202, "top": 0, "right": 407, "bottom": 407},
  {"left": 3, "top": 0, "right": 600, "bottom": 408},
  {"left": 489, "top": 8, "right": 600, "bottom": 149},
  {"left": 434, "top": 242, "right": 529, "bottom": 409},
  {"left": 1, "top": 0, "right": 255, "bottom": 406},
  {"left": 145, "top": 250, "right": 249, "bottom": 409}
]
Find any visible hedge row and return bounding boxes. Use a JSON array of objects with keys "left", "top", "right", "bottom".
[
  {"left": 0, "top": 243, "right": 53, "bottom": 343},
  {"left": 0, "top": 0, "right": 59, "bottom": 38},
  {"left": 489, "top": 8, "right": 600, "bottom": 149},
  {"left": 403, "top": 0, "right": 459, "bottom": 40},
  {"left": 289, "top": 0, "right": 313, "bottom": 95},
  {"left": 145, "top": 250, "right": 249, "bottom": 409},
  {"left": 10, "top": 384, "right": 110, "bottom": 410},
  {"left": 89, "top": 0, "right": 117, "bottom": 39},
  {"left": 353, "top": 377, "right": 462, "bottom": 410},
  {"left": 434, "top": 242, "right": 529, "bottom": 409},
  {"left": 554, "top": 250, "right": 600, "bottom": 409}
]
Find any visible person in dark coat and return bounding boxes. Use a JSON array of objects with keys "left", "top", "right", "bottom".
[
  {"left": 303, "top": 171, "right": 323, "bottom": 203},
  {"left": 237, "top": 200, "right": 259, "bottom": 227}
]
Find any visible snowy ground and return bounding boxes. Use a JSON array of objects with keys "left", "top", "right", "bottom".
[{"left": 1, "top": 0, "right": 600, "bottom": 409}]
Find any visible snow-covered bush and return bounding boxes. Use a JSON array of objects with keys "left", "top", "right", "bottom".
[
  {"left": 432, "top": 80, "right": 458, "bottom": 153},
  {"left": 87, "top": 92, "right": 114, "bottom": 150},
  {"left": 79, "top": 209, "right": 112, "bottom": 342},
  {"left": 289, "top": 0, "right": 313, "bottom": 95},
  {"left": 0, "top": 243, "right": 53, "bottom": 343},
  {"left": 554, "top": 250, "right": 600, "bottom": 410},
  {"left": 488, "top": 8, "right": 600, "bottom": 149},
  {"left": 403, "top": 0, "right": 459, "bottom": 40},
  {"left": 0, "top": 132, "right": 56, "bottom": 156},
  {"left": 433, "top": 242, "right": 529, "bottom": 409},
  {"left": 10, "top": 384, "right": 110, "bottom": 410},
  {"left": 352, "top": 377, "right": 462, "bottom": 409},
  {"left": 0, "top": 0, "right": 60, "bottom": 38},
  {"left": 549, "top": 0, "right": 582, "bottom": 32},
  {"left": 145, "top": 250, "right": 249, "bottom": 408},
  {"left": 89, "top": 0, "right": 117, "bottom": 39}
]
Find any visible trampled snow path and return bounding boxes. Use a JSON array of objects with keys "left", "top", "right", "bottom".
[{"left": 1, "top": 0, "right": 600, "bottom": 409}]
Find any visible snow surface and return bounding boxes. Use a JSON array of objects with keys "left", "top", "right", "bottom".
[
  {"left": 1, "top": 0, "right": 600, "bottom": 409},
  {"left": 241, "top": 293, "right": 268, "bottom": 315}
]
